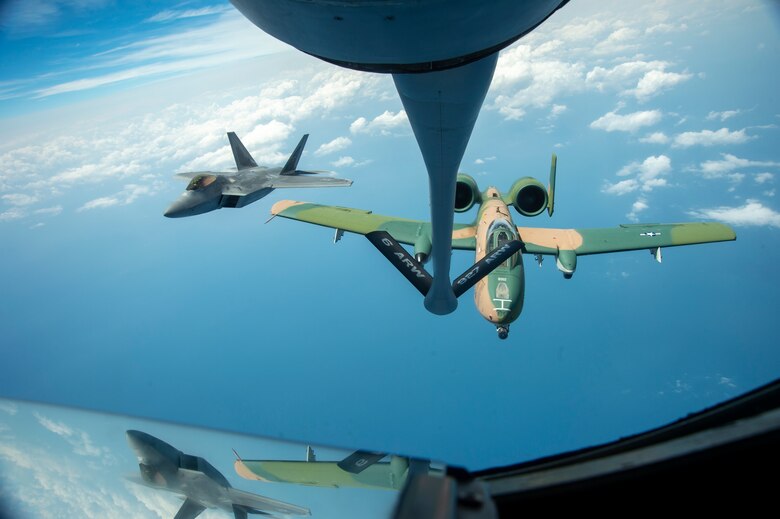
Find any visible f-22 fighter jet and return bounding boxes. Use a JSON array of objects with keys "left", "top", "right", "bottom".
[
  {"left": 164, "top": 132, "right": 352, "bottom": 217},
  {"left": 126, "top": 430, "right": 310, "bottom": 519}
]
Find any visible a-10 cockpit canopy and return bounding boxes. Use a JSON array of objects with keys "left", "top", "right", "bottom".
[
  {"left": 487, "top": 219, "right": 519, "bottom": 268},
  {"left": 186, "top": 174, "right": 218, "bottom": 191}
]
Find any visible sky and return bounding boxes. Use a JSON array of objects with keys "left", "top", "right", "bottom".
[{"left": 1, "top": 0, "right": 780, "bottom": 516}]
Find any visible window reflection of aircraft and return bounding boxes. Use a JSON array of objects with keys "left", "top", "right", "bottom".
[
  {"left": 268, "top": 156, "right": 736, "bottom": 338},
  {"left": 234, "top": 447, "right": 440, "bottom": 491},
  {"left": 229, "top": 0, "right": 571, "bottom": 315},
  {"left": 164, "top": 133, "right": 352, "bottom": 218},
  {"left": 125, "top": 430, "right": 310, "bottom": 519}
]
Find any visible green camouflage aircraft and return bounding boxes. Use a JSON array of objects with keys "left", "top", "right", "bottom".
[
  {"left": 234, "top": 447, "right": 440, "bottom": 491},
  {"left": 234, "top": 447, "right": 441, "bottom": 490},
  {"left": 269, "top": 155, "right": 736, "bottom": 339}
]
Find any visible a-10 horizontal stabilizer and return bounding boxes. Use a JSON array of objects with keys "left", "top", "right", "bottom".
[
  {"left": 337, "top": 450, "right": 387, "bottom": 474},
  {"left": 366, "top": 231, "right": 522, "bottom": 299}
]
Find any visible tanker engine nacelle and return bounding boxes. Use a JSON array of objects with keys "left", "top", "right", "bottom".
[{"left": 454, "top": 173, "right": 482, "bottom": 213}]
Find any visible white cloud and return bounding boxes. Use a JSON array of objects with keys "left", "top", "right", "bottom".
[
  {"left": 593, "top": 27, "right": 641, "bottom": 55},
  {"left": 474, "top": 156, "right": 496, "bottom": 166},
  {"left": 77, "top": 183, "right": 159, "bottom": 212},
  {"left": 605, "top": 155, "right": 671, "bottom": 195},
  {"left": 331, "top": 156, "right": 355, "bottom": 167},
  {"left": 590, "top": 109, "right": 662, "bottom": 133},
  {"left": 627, "top": 197, "right": 649, "bottom": 222},
  {"left": 673, "top": 128, "right": 753, "bottom": 148},
  {"left": 755, "top": 172, "right": 774, "bottom": 184},
  {"left": 556, "top": 18, "right": 611, "bottom": 42},
  {"left": 585, "top": 59, "right": 691, "bottom": 101},
  {"left": 77, "top": 196, "right": 120, "bottom": 212},
  {"left": 631, "top": 69, "right": 693, "bottom": 101},
  {"left": 550, "top": 104, "right": 567, "bottom": 117},
  {"left": 34, "top": 413, "right": 74, "bottom": 437},
  {"left": 707, "top": 109, "right": 741, "bottom": 121},
  {"left": 586, "top": 60, "right": 668, "bottom": 92},
  {"left": 145, "top": 6, "right": 231, "bottom": 23},
  {"left": 30, "top": 11, "right": 291, "bottom": 99},
  {"left": 314, "top": 137, "right": 352, "bottom": 157},
  {"left": 0, "top": 207, "right": 26, "bottom": 221},
  {"left": 603, "top": 178, "right": 639, "bottom": 195},
  {"left": 0, "top": 0, "right": 109, "bottom": 34},
  {"left": 646, "top": 22, "right": 687, "bottom": 35},
  {"left": 0, "top": 401, "right": 18, "bottom": 415},
  {"left": 2, "top": 193, "right": 38, "bottom": 206},
  {"left": 689, "top": 199, "right": 780, "bottom": 228},
  {"left": 349, "top": 110, "right": 408, "bottom": 135},
  {"left": 33, "top": 412, "right": 107, "bottom": 459},
  {"left": 639, "top": 132, "right": 670, "bottom": 144},
  {"left": 490, "top": 43, "right": 586, "bottom": 119},
  {"left": 698, "top": 154, "right": 780, "bottom": 178},
  {"left": 34, "top": 205, "right": 63, "bottom": 216},
  {"left": 0, "top": 441, "right": 177, "bottom": 519}
]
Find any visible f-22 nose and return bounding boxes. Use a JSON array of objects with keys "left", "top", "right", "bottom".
[{"left": 163, "top": 199, "right": 188, "bottom": 218}]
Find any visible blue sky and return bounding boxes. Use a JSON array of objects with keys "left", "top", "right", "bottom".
[{"left": 1, "top": 0, "right": 780, "bottom": 516}]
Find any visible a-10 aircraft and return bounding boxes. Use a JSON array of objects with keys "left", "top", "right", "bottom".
[
  {"left": 269, "top": 155, "right": 736, "bottom": 339},
  {"left": 164, "top": 132, "right": 352, "bottom": 218},
  {"left": 125, "top": 430, "right": 310, "bottom": 519},
  {"left": 234, "top": 446, "right": 439, "bottom": 491}
]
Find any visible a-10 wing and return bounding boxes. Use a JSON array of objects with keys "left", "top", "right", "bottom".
[
  {"left": 234, "top": 459, "right": 415, "bottom": 491},
  {"left": 270, "top": 200, "right": 477, "bottom": 249},
  {"left": 517, "top": 223, "right": 736, "bottom": 256},
  {"left": 270, "top": 200, "right": 735, "bottom": 257}
]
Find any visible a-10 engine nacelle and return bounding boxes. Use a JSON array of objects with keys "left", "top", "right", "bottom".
[
  {"left": 504, "top": 177, "right": 549, "bottom": 217},
  {"left": 454, "top": 173, "right": 481, "bottom": 212},
  {"left": 453, "top": 154, "right": 557, "bottom": 217}
]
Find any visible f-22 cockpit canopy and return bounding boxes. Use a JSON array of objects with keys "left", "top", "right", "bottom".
[{"left": 186, "top": 174, "right": 218, "bottom": 191}]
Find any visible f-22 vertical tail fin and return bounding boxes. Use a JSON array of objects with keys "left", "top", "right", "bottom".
[
  {"left": 365, "top": 231, "right": 521, "bottom": 298},
  {"left": 174, "top": 498, "right": 206, "bottom": 519},
  {"left": 227, "top": 132, "right": 258, "bottom": 170},
  {"left": 281, "top": 134, "right": 309, "bottom": 175}
]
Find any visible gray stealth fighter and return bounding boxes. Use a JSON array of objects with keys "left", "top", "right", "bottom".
[
  {"left": 125, "top": 430, "right": 310, "bottom": 519},
  {"left": 164, "top": 132, "right": 352, "bottom": 217}
]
